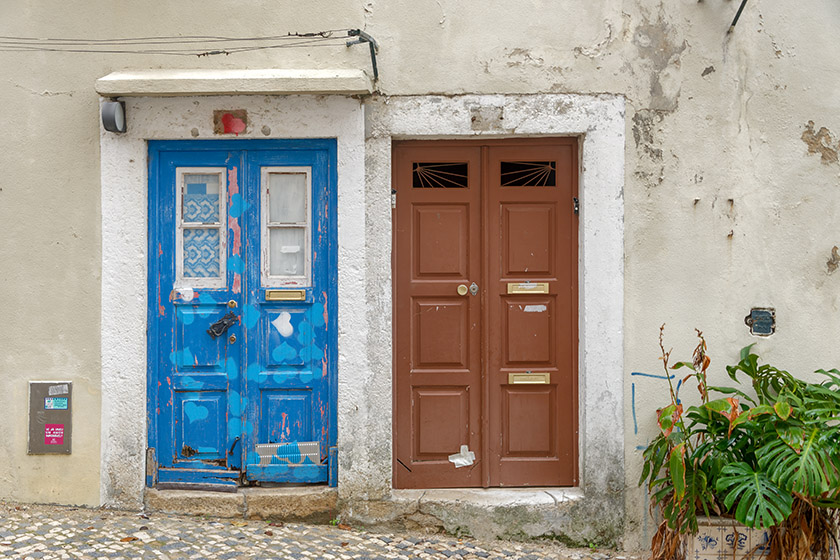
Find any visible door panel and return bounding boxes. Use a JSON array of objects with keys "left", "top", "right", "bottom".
[
  {"left": 488, "top": 143, "right": 578, "bottom": 487},
  {"left": 148, "top": 140, "right": 336, "bottom": 488},
  {"left": 394, "top": 139, "right": 578, "bottom": 489},
  {"left": 394, "top": 146, "right": 482, "bottom": 488}
]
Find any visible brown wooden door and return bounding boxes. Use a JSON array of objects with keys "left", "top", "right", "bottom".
[{"left": 394, "top": 139, "right": 578, "bottom": 488}]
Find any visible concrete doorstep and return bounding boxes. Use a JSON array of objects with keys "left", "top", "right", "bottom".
[{"left": 144, "top": 486, "right": 338, "bottom": 523}]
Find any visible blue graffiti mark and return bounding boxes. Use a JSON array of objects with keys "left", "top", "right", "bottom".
[
  {"left": 225, "top": 357, "right": 238, "bottom": 380},
  {"left": 180, "top": 376, "right": 205, "bottom": 389},
  {"left": 197, "top": 293, "right": 217, "bottom": 317},
  {"left": 184, "top": 401, "right": 209, "bottom": 423},
  {"left": 245, "top": 363, "right": 262, "bottom": 382},
  {"left": 177, "top": 307, "right": 195, "bottom": 325},
  {"left": 675, "top": 378, "right": 683, "bottom": 405},
  {"left": 229, "top": 193, "right": 249, "bottom": 218},
  {"left": 169, "top": 348, "right": 194, "bottom": 367},
  {"left": 274, "top": 443, "right": 301, "bottom": 464},
  {"left": 272, "top": 342, "right": 298, "bottom": 363},
  {"left": 310, "top": 302, "right": 326, "bottom": 327},
  {"left": 296, "top": 320, "right": 313, "bottom": 344},
  {"left": 229, "top": 390, "right": 243, "bottom": 417},
  {"left": 242, "top": 304, "right": 260, "bottom": 329},
  {"left": 636, "top": 445, "right": 647, "bottom": 451},
  {"left": 632, "top": 383, "right": 638, "bottom": 435},
  {"left": 631, "top": 371, "right": 675, "bottom": 380},
  {"left": 227, "top": 255, "right": 245, "bottom": 273}
]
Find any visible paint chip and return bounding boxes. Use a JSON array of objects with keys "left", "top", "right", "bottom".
[{"left": 523, "top": 305, "right": 547, "bottom": 313}]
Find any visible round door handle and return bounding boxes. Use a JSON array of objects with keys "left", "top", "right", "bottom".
[{"left": 457, "top": 284, "right": 469, "bottom": 296}]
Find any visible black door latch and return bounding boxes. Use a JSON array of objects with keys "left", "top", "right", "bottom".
[{"left": 207, "top": 311, "right": 238, "bottom": 339}]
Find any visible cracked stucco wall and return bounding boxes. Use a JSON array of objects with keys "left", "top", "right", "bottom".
[{"left": 2, "top": 0, "right": 839, "bottom": 551}]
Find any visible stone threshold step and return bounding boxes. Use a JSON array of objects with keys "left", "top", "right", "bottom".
[{"left": 144, "top": 486, "right": 337, "bottom": 523}]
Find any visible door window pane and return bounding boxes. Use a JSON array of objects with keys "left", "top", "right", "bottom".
[
  {"left": 176, "top": 168, "right": 226, "bottom": 287},
  {"left": 269, "top": 228, "right": 305, "bottom": 277},
  {"left": 268, "top": 173, "right": 307, "bottom": 223},
  {"left": 183, "top": 174, "right": 221, "bottom": 222},
  {"left": 183, "top": 228, "right": 221, "bottom": 278},
  {"left": 262, "top": 167, "right": 311, "bottom": 287}
]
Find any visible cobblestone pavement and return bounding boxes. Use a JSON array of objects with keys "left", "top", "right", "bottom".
[{"left": 0, "top": 502, "right": 640, "bottom": 560}]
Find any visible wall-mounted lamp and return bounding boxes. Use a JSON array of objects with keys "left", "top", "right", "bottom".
[{"left": 101, "top": 100, "right": 126, "bottom": 133}]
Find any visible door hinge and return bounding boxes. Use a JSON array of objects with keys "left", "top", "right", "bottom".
[
  {"left": 573, "top": 197, "right": 580, "bottom": 215},
  {"left": 391, "top": 189, "right": 397, "bottom": 209},
  {"left": 146, "top": 447, "right": 157, "bottom": 477}
]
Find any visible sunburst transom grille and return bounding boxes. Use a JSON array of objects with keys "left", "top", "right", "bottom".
[{"left": 412, "top": 162, "right": 469, "bottom": 188}]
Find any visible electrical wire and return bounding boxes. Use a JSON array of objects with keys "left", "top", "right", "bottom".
[{"left": 0, "top": 30, "right": 353, "bottom": 56}]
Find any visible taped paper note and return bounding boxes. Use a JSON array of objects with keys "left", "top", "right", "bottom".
[{"left": 448, "top": 445, "right": 475, "bottom": 468}]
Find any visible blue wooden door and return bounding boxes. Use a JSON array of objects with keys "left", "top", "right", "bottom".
[{"left": 148, "top": 140, "right": 337, "bottom": 489}]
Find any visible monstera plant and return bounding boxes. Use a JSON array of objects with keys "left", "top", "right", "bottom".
[{"left": 639, "top": 327, "right": 840, "bottom": 560}]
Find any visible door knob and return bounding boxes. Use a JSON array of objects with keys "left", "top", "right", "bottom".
[{"left": 457, "top": 284, "right": 469, "bottom": 296}]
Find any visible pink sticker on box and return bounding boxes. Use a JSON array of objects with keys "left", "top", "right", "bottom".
[{"left": 45, "top": 424, "right": 64, "bottom": 445}]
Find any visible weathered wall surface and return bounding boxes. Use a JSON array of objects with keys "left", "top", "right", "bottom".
[{"left": 1, "top": 0, "right": 839, "bottom": 549}]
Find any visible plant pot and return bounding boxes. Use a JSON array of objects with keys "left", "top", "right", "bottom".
[{"left": 693, "top": 517, "right": 770, "bottom": 560}]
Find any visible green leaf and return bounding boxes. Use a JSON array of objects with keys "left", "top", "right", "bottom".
[
  {"left": 759, "top": 428, "right": 838, "bottom": 495},
  {"left": 670, "top": 442, "right": 687, "bottom": 502},
  {"left": 707, "top": 385, "right": 757, "bottom": 405},
  {"left": 740, "top": 343, "right": 757, "bottom": 362},
  {"left": 773, "top": 401, "right": 792, "bottom": 420},
  {"left": 716, "top": 462, "right": 792, "bottom": 528},
  {"left": 671, "top": 361, "right": 695, "bottom": 370},
  {"left": 775, "top": 426, "right": 804, "bottom": 453}
]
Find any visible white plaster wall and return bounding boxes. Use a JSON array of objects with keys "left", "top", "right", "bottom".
[
  {"left": 1, "top": 0, "right": 838, "bottom": 549},
  {"left": 100, "top": 95, "right": 365, "bottom": 508}
]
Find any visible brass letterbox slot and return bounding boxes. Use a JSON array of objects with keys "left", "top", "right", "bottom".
[
  {"left": 506, "top": 282, "right": 549, "bottom": 295},
  {"left": 508, "top": 373, "right": 550, "bottom": 385},
  {"left": 266, "top": 289, "right": 305, "bottom": 301}
]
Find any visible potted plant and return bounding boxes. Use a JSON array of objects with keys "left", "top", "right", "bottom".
[{"left": 639, "top": 326, "right": 840, "bottom": 560}]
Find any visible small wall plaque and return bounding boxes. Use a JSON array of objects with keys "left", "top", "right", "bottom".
[
  {"left": 29, "top": 381, "right": 72, "bottom": 454},
  {"left": 745, "top": 308, "right": 775, "bottom": 336}
]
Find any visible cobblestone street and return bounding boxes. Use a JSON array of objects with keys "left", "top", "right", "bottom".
[{"left": 0, "top": 502, "right": 637, "bottom": 560}]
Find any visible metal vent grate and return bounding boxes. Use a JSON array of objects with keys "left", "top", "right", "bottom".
[{"left": 255, "top": 441, "right": 321, "bottom": 466}]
